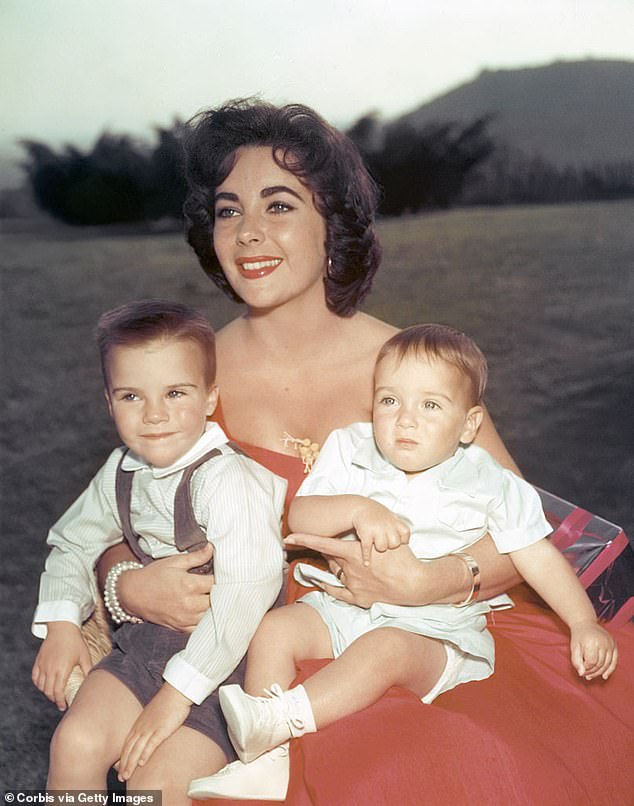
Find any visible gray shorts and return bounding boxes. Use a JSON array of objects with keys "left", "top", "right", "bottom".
[{"left": 95, "top": 622, "right": 245, "bottom": 762}]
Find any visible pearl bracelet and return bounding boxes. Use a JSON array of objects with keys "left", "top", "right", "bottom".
[
  {"left": 103, "top": 560, "right": 144, "bottom": 625},
  {"left": 451, "top": 552, "right": 481, "bottom": 607}
]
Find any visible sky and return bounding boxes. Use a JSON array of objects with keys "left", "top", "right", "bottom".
[{"left": 1, "top": 0, "right": 633, "bottom": 187}]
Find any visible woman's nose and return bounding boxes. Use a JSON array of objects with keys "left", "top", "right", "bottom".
[{"left": 236, "top": 212, "right": 264, "bottom": 245}]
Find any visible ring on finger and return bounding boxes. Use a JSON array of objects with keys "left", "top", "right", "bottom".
[{"left": 336, "top": 567, "right": 345, "bottom": 582}]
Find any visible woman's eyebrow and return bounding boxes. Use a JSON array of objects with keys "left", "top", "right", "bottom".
[
  {"left": 261, "top": 185, "right": 303, "bottom": 200},
  {"left": 214, "top": 191, "right": 238, "bottom": 203},
  {"left": 214, "top": 186, "right": 303, "bottom": 204}
]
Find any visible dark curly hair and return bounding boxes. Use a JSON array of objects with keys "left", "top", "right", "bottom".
[{"left": 183, "top": 98, "right": 382, "bottom": 316}]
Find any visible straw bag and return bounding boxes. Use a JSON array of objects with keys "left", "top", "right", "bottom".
[{"left": 64, "top": 594, "right": 112, "bottom": 705}]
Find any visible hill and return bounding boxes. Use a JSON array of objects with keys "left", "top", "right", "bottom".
[{"left": 399, "top": 59, "right": 634, "bottom": 167}]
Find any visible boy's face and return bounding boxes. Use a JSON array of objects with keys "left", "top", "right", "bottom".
[
  {"left": 104, "top": 337, "right": 218, "bottom": 468},
  {"left": 372, "top": 353, "right": 482, "bottom": 475}
]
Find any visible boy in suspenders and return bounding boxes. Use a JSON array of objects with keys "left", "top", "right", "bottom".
[{"left": 32, "top": 300, "right": 285, "bottom": 801}]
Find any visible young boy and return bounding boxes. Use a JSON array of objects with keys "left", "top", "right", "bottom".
[
  {"left": 32, "top": 300, "right": 286, "bottom": 803},
  {"left": 190, "top": 323, "right": 617, "bottom": 802}
]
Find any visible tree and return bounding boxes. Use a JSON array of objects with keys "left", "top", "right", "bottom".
[
  {"left": 347, "top": 114, "right": 496, "bottom": 214},
  {"left": 145, "top": 122, "right": 188, "bottom": 220},
  {"left": 20, "top": 124, "right": 187, "bottom": 225}
]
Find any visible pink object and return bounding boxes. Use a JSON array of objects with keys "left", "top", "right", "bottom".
[{"left": 537, "top": 486, "right": 634, "bottom": 627}]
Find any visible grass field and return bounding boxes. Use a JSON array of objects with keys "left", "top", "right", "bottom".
[{"left": 1, "top": 199, "right": 632, "bottom": 788}]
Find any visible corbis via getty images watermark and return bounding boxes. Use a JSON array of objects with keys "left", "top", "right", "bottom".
[{"left": 3, "top": 792, "right": 161, "bottom": 805}]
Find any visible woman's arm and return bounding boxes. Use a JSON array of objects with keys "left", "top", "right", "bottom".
[
  {"left": 96, "top": 543, "right": 214, "bottom": 632},
  {"left": 284, "top": 533, "right": 520, "bottom": 608},
  {"left": 96, "top": 542, "right": 136, "bottom": 590},
  {"left": 475, "top": 407, "right": 522, "bottom": 476}
]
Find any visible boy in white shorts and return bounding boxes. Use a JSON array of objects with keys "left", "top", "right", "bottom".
[{"left": 190, "top": 323, "right": 617, "bottom": 802}]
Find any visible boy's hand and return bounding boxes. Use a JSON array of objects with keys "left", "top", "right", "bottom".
[
  {"left": 570, "top": 620, "right": 618, "bottom": 680},
  {"left": 351, "top": 500, "right": 410, "bottom": 565},
  {"left": 32, "top": 622, "right": 91, "bottom": 711},
  {"left": 117, "top": 683, "right": 192, "bottom": 781}
]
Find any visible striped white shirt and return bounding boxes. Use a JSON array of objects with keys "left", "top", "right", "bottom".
[{"left": 33, "top": 423, "right": 286, "bottom": 703}]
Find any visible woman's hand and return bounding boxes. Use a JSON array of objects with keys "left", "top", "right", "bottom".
[
  {"left": 285, "top": 534, "right": 427, "bottom": 608},
  {"left": 285, "top": 531, "right": 519, "bottom": 607},
  {"left": 117, "top": 544, "right": 214, "bottom": 632}
]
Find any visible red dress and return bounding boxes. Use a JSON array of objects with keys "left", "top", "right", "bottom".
[{"left": 200, "top": 412, "right": 634, "bottom": 806}]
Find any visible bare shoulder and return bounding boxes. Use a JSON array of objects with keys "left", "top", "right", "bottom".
[
  {"left": 355, "top": 312, "right": 399, "bottom": 341},
  {"left": 341, "top": 313, "right": 399, "bottom": 360},
  {"left": 216, "top": 316, "right": 246, "bottom": 343}
]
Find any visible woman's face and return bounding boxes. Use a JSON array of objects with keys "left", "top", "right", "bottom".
[{"left": 212, "top": 146, "right": 328, "bottom": 311}]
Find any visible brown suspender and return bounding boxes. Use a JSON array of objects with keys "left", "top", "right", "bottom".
[{"left": 115, "top": 446, "right": 236, "bottom": 576}]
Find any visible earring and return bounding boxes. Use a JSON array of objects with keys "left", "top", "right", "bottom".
[{"left": 326, "top": 257, "right": 333, "bottom": 278}]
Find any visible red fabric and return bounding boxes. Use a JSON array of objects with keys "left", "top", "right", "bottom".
[{"left": 199, "top": 414, "right": 634, "bottom": 806}]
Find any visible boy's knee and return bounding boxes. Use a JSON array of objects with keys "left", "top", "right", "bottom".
[
  {"left": 251, "top": 608, "right": 289, "bottom": 644},
  {"left": 50, "top": 711, "right": 107, "bottom": 765},
  {"left": 130, "top": 764, "right": 185, "bottom": 801},
  {"left": 368, "top": 626, "right": 417, "bottom": 655}
]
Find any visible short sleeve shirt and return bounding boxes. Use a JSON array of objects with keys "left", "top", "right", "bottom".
[{"left": 296, "top": 422, "right": 551, "bottom": 558}]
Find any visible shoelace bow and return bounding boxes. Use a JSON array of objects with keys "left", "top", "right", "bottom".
[{"left": 263, "top": 683, "right": 306, "bottom": 736}]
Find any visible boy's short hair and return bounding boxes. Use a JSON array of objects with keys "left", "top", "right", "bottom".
[
  {"left": 96, "top": 299, "right": 216, "bottom": 388},
  {"left": 376, "top": 324, "right": 488, "bottom": 406}
]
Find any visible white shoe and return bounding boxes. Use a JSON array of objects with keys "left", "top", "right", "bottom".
[
  {"left": 188, "top": 744, "right": 290, "bottom": 801},
  {"left": 220, "top": 683, "right": 308, "bottom": 763}
]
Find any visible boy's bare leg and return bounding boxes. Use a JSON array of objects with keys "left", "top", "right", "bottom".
[
  {"left": 206, "top": 620, "right": 446, "bottom": 799},
  {"left": 129, "top": 725, "right": 228, "bottom": 806},
  {"left": 303, "top": 627, "right": 447, "bottom": 727},
  {"left": 245, "top": 605, "right": 446, "bottom": 728},
  {"left": 244, "top": 603, "right": 334, "bottom": 694},
  {"left": 49, "top": 669, "right": 229, "bottom": 802},
  {"left": 48, "top": 670, "right": 142, "bottom": 789}
]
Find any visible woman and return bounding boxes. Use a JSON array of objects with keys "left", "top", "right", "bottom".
[{"left": 100, "top": 99, "right": 634, "bottom": 804}]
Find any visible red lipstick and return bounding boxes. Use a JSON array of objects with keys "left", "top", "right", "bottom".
[{"left": 236, "top": 256, "right": 282, "bottom": 279}]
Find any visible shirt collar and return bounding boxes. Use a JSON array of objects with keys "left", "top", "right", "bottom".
[
  {"left": 351, "top": 427, "right": 395, "bottom": 474},
  {"left": 121, "top": 421, "right": 229, "bottom": 478},
  {"left": 351, "top": 428, "right": 475, "bottom": 489},
  {"left": 437, "top": 446, "right": 480, "bottom": 496}
]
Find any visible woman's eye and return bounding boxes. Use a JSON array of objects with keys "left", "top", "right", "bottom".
[
  {"left": 215, "top": 206, "right": 240, "bottom": 219},
  {"left": 269, "top": 201, "right": 293, "bottom": 214},
  {"left": 120, "top": 393, "right": 139, "bottom": 402}
]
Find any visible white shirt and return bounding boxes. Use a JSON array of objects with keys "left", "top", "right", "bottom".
[
  {"left": 33, "top": 422, "right": 286, "bottom": 703},
  {"left": 297, "top": 422, "right": 551, "bottom": 560}
]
